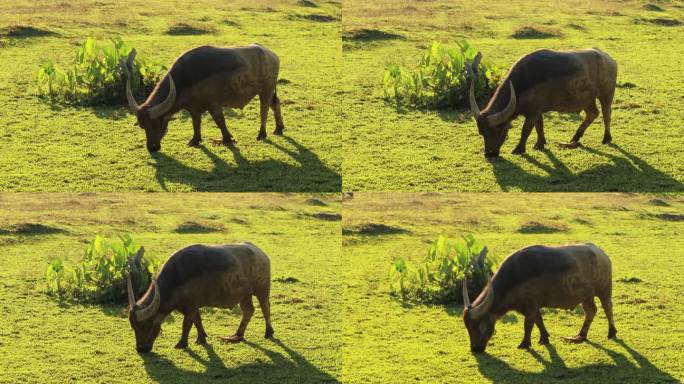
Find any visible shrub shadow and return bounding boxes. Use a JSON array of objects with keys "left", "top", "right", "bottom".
[
  {"left": 151, "top": 135, "right": 340, "bottom": 192},
  {"left": 475, "top": 339, "right": 677, "bottom": 383},
  {"left": 140, "top": 338, "right": 338, "bottom": 383},
  {"left": 490, "top": 144, "right": 684, "bottom": 192}
]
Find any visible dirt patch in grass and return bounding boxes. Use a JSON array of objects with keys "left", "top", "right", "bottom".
[
  {"left": 618, "top": 81, "right": 638, "bottom": 89},
  {"left": 307, "top": 212, "right": 342, "bottom": 221},
  {"left": 648, "top": 198, "right": 670, "bottom": 206},
  {"left": 342, "top": 28, "right": 404, "bottom": 42},
  {"left": 173, "top": 220, "right": 225, "bottom": 233},
  {"left": 166, "top": 22, "right": 217, "bottom": 35},
  {"left": 274, "top": 276, "right": 300, "bottom": 283},
  {"left": 511, "top": 25, "right": 563, "bottom": 39},
  {"left": 618, "top": 276, "right": 643, "bottom": 284},
  {"left": 567, "top": 23, "right": 587, "bottom": 30},
  {"left": 644, "top": 3, "right": 665, "bottom": 12},
  {"left": 656, "top": 213, "right": 684, "bottom": 221},
  {"left": 305, "top": 198, "right": 328, "bottom": 206},
  {"left": 298, "top": 0, "right": 319, "bottom": 7},
  {"left": 343, "top": 223, "right": 410, "bottom": 236},
  {"left": 636, "top": 17, "right": 682, "bottom": 26},
  {"left": 1, "top": 25, "right": 58, "bottom": 38},
  {"left": 0, "top": 223, "right": 66, "bottom": 236},
  {"left": 517, "top": 221, "right": 569, "bottom": 234},
  {"left": 292, "top": 14, "right": 339, "bottom": 22},
  {"left": 222, "top": 19, "right": 241, "bottom": 28}
]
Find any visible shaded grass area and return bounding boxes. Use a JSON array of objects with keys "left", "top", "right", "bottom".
[
  {"left": 341, "top": 0, "right": 684, "bottom": 191},
  {"left": 0, "top": 0, "right": 341, "bottom": 192},
  {"left": 341, "top": 193, "right": 684, "bottom": 383},
  {"left": 0, "top": 193, "right": 342, "bottom": 383}
]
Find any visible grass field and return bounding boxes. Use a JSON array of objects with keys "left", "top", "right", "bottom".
[
  {"left": 0, "top": 0, "right": 341, "bottom": 192},
  {"left": 0, "top": 193, "right": 342, "bottom": 383},
  {"left": 342, "top": 0, "right": 684, "bottom": 191},
  {"left": 341, "top": 193, "right": 684, "bottom": 383}
]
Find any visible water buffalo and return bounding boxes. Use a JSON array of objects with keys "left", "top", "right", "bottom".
[
  {"left": 462, "top": 243, "right": 617, "bottom": 353},
  {"left": 121, "top": 44, "right": 284, "bottom": 152},
  {"left": 127, "top": 242, "right": 274, "bottom": 353},
  {"left": 466, "top": 48, "right": 617, "bottom": 157}
]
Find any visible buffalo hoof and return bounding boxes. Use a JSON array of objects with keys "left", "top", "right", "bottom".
[
  {"left": 174, "top": 340, "right": 188, "bottom": 349},
  {"left": 608, "top": 327, "right": 617, "bottom": 339},
  {"left": 559, "top": 141, "right": 581, "bottom": 149},
  {"left": 539, "top": 335, "right": 550, "bottom": 345},
  {"left": 562, "top": 335, "right": 587, "bottom": 343},
  {"left": 265, "top": 326, "right": 275, "bottom": 339},
  {"left": 220, "top": 334, "right": 244, "bottom": 344},
  {"left": 602, "top": 135, "right": 612, "bottom": 145},
  {"left": 187, "top": 138, "right": 202, "bottom": 147},
  {"left": 511, "top": 145, "right": 526, "bottom": 155},
  {"left": 534, "top": 141, "right": 546, "bottom": 150},
  {"left": 517, "top": 340, "right": 531, "bottom": 349},
  {"left": 256, "top": 132, "right": 268, "bottom": 141},
  {"left": 196, "top": 336, "right": 207, "bottom": 345},
  {"left": 274, "top": 126, "right": 285, "bottom": 135}
]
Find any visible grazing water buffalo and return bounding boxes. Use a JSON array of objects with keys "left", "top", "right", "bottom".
[
  {"left": 127, "top": 242, "right": 274, "bottom": 353},
  {"left": 466, "top": 48, "right": 617, "bottom": 157},
  {"left": 462, "top": 243, "right": 616, "bottom": 353},
  {"left": 121, "top": 44, "right": 284, "bottom": 152}
]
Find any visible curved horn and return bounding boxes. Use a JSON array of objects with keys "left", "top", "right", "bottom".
[
  {"left": 121, "top": 49, "right": 140, "bottom": 113},
  {"left": 135, "top": 280, "right": 160, "bottom": 322},
  {"left": 469, "top": 281, "right": 494, "bottom": 321},
  {"left": 486, "top": 81, "right": 517, "bottom": 127},
  {"left": 126, "top": 272, "right": 136, "bottom": 309},
  {"left": 148, "top": 74, "right": 176, "bottom": 119},
  {"left": 466, "top": 52, "right": 483, "bottom": 120},
  {"left": 462, "top": 276, "right": 471, "bottom": 307}
]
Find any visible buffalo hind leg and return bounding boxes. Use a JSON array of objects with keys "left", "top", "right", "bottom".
[
  {"left": 599, "top": 91, "right": 614, "bottom": 144},
  {"left": 561, "top": 102, "right": 598, "bottom": 149},
  {"left": 563, "top": 298, "right": 597, "bottom": 343},
  {"left": 192, "top": 309, "right": 208, "bottom": 345},
  {"left": 533, "top": 114, "right": 547, "bottom": 150},
  {"left": 512, "top": 116, "right": 538, "bottom": 155},
  {"left": 599, "top": 294, "right": 617, "bottom": 339},
  {"left": 271, "top": 89, "right": 285, "bottom": 135},
  {"left": 209, "top": 108, "right": 237, "bottom": 146},
  {"left": 175, "top": 312, "right": 194, "bottom": 349},
  {"left": 518, "top": 316, "right": 534, "bottom": 349},
  {"left": 188, "top": 113, "right": 202, "bottom": 147},
  {"left": 534, "top": 310, "right": 551, "bottom": 345},
  {"left": 257, "top": 92, "right": 272, "bottom": 141},
  {"left": 257, "top": 288, "right": 274, "bottom": 339},
  {"left": 220, "top": 296, "right": 255, "bottom": 343}
]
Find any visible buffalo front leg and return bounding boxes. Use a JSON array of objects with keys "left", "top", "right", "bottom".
[
  {"left": 512, "top": 116, "right": 538, "bottom": 155},
  {"left": 533, "top": 114, "right": 547, "bottom": 150},
  {"left": 187, "top": 113, "right": 202, "bottom": 147},
  {"left": 271, "top": 90, "right": 285, "bottom": 135},
  {"left": 175, "top": 313, "right": 194, "bottom": 349},
  {"left": 563, "top": 298, "right": 597, "bottom": 343},
  {"left": 560, "top": 102, "right": 598, "bottom": 149},
  {"left": 192, "top": 309, "right": 208, "bottom": 345},
  {"left": 257, "top": 288, "right": 274, "bottom": 339},
  {"left": 256, "top": 93, "right": 271, "bottom": 141},
  {"left": 209, "top": 108, "right": 237, "bottom": 146},
  {"left": 518, "top": 316, "right": 534, "bottom": 349},
  {"left": 220, "top": 296, "right": 255, "bottom": 343}
]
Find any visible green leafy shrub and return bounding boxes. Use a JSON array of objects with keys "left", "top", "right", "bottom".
[
  {"left": 383, "top": 41, "right": 501, "bottom": 110},
  {"left": 45, "top": 234, "right": 161, "bottom": 303},
  {"left": 36, "top": 37, "right": 166, "bottom": 106},
  {"left": 388, "top": 234, "right": 499, "bottom": 304}
]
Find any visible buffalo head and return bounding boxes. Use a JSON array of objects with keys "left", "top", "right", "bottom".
[
  {"left": 462, "top": 247, "right": 496, "bottom": 353},
  {"left": 120, "top": 50, "right": 176, "bottom": 153},
  {"left": 127, "top": 247, "right": 162, "bottom": 353},
  {"left": 466, "top": 53, "right": 517, "bottom": 158}
]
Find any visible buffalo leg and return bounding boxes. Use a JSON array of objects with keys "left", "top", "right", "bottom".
[
  {"left": 599, "top": 91, "right": 614, "bottom": 144},
  {"left": 175, "top": 313, "right": 193, "bottom": 349},
  {"left": 257, "top": 289, "right": 274, "bottom": 339},
  {"left": 533, "top": 310, "right": 550, "bottom": 345},
  {"left": 564, "top": 298, "right": 597, "bottom": 343},
  {"left": 187, "top": 113, "right": 202, "bottom": 147},
  {"left": 533, "top": 114, "right": 547, "bottom": 150},
  {"left": 512, "top": 116, "right": 538, "bottom": 155},
  {"left": 518, "top": 316, "right": 534, "bottom": 349},
  {"left": 256, "top": 93, "right": 271, "bottom": 141},
  {"left": 209, "top": 108, "right": 237, "bottom": 146},
  {"left": 562, "top": 102, "right": 598, "bottom": 148},
  {"left": 599, "top": 294, "right": 617, "bottom": 339},
  {"left": 271, "top": 90, "right": 285, "bottom": 135},
  {"left": 220, "top": 296, "right": 255, "bottom": 343},
  {"left": 192, "top": 309, "right": 208, "bottom": 345}
]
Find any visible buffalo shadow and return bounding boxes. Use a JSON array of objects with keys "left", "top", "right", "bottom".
[
  {"left": 150, "top": 135, "right": 340, "bottom": 192},
  {"left": 140, "top": 338, "right": 338, "bottom": 383},
  {"left": 475, "top": 339, "right": 678, "bottom": 383},
  {"left": 489, "top": 143, "right": 683, "bottom": 192}
]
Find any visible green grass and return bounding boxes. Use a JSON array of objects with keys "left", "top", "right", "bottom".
[
  {"left": 342, "top": 0, "right": 684, "bottom": 191},
  {"left": 0, "top": 0, "right": 341, "bottom": 192},
  {"left": 0, "top": 193, "right": 342, "bottom": 383},
  {"left": 341, "top": 193, "right": 684, "bottom": 383}
]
